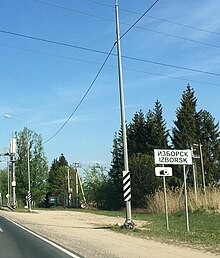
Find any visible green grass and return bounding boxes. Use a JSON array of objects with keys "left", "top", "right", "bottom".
[
  {"left": 113, "top": 210, "right": 220, "bottom": 254},
  {"left": 61, "top": 208, "right": 219, "bottom": 254},
  {"left": 11, "top": 206, "right": 220, "bottom": 254}
]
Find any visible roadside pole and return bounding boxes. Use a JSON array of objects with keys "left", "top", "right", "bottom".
[
  {"left": 163, "top": 176, "right": 169, "bottom": 231},
  {"left": 183, "top": 165, "right": 190, "bottom": 232},
  {"left": 72, "top": 163, "right": 80, "bottom": 208},
  {"left": 199, "top": 143, "right": 207, "bottom": 205},
  {"left": 155, "top": 166, "right": 172, "bottom": 231},
  {"left": 7, "top": 162, "right": 10, "bottom": 207},
  {"left": 10, "top": 137, "right": 17, "bottom": 208},
  {"left": 115, "top": 0, "right": 133, "bottom": 228},
  {"left": 67, "top": 167, "right": 71, "bottom": 208}
]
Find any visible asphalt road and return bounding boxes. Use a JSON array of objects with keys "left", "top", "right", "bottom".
[{"left": 0, "top": 216, "right": 82, "bottom": 258}]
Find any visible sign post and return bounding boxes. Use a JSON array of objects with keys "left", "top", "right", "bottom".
[
  {"left": 183, "top": 165, "right": 190, "bottom": 232},
  {"left": 155, "top": 166, "right": 172, "bottom": 231},
  {"left": 154, "top": 149, "right": 192, "bottom": 232}
]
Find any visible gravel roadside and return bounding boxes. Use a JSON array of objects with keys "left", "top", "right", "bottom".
[{"left": 0, "top": 210, "right": 218, "bottom": 258}]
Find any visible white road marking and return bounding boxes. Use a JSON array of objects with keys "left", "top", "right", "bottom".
[
  {"left": 0, "top": 227, "right": 3, "bottom": 232},
  {"left": 4, "top": 217, "right": 81, "bottom": 258}
]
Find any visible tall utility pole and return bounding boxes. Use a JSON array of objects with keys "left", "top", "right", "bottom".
[
  {"left": 67, "top": 166, "right": 71, "bottom": 208},
  {"left": 10, "top": 137, "right": 17, "bottom": 208},
  {"left": 115, "top": 0, "right": 134, "bottom": 228},
  {"left": 199, "top": 143, "right": 207, "bottom": 204},
  {"left": 72, "top": 163, "right": 81, "bottom": 208},
  {"left": 26, "top": 128, "right": 32, "bottom": 212},
  {"left": 4, "top": 115, "right": 31, "bottom": 212}
]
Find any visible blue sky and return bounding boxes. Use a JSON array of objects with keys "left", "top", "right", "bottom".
[{"left": 1, "top": 0, "right": 220, "bottom": 169}]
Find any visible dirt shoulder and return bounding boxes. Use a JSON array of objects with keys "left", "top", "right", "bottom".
[{"left": 0, "top": 209, "right": 218, "bottom": 258}]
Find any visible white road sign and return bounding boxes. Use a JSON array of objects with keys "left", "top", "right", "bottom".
[
  {"left": 155, "top": 167, "right": 172, "bottom": 177},
  {"left": 154, "top": 149, "right": 192, "bottom": 165}
]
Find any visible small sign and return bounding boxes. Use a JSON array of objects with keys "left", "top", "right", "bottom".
[
  {"left": 155, "top": 167, "right": 172, "bottom": 177},
  {"left": 154, "top": 149, "right": 192, "bottom": 165}
]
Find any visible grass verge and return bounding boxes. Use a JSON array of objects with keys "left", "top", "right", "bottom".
[
  {"left": 113, "top": 210, "right": 220, "bottom": 254},
  {"left": 62, "top": 208, "right": 219, "bottom": 254}
]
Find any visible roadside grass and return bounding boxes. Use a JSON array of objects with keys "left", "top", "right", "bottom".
[
  {"left": 66, "top": 208, "right": 219, "bottom": 254},
  {"left": 113, "top": 210, "right": 220, "bottom": 254},
  {"left": 5, "top": 205, "right": 219, "bottom": 254}
]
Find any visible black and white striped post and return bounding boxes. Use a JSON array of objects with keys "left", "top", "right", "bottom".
[
  {"left": 27, "top": 191, "right": 32, "bottom": 210},
  {"left": 123, "top": 171, "right": 131, "bottom": 202},
  {"left": 115, "top": 0, "right": 134, "bottom": 229}
]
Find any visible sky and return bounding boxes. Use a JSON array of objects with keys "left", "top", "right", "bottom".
[{"left": 0, "top": 0, "right": 220, "bottom": 170}]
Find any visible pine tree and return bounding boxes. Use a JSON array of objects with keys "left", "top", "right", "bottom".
[
  {"left": 127, "top": 110, "right": 147, "bottom": 156},
  {"left": 145, "top": 101, "right": 169, "bottom": 155},
  {"left": 107, "top": 132, "right": 124, "bottom": 209},
  {"left": 171, "top": 84, "right": 220, "bottom": 186},
  {"left": 172, "top": 84, "right": 197, "bottom": 149},
  {"left": 196, "top": 110, "right": 220, "bottom": 184},
  {"left": 153, "top": 100, "right": 169, "bottom": 149}
]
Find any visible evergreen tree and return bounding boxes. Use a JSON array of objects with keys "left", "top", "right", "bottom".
[
  {"left": 145, "top": 109, "right": 155, "bottom": 155},
  {"left": 107, "top": 132, "right": 124, "bottom": 209},
  {"left": 196, "top": 110, "right": 220, "bottom": 184},
  {"left": 129, "top": 153, "right": 161, "bottom": 208},
  {"left": 47, "top": 154, "right": 69, "bottom": 206},
  {"left": 153, "top": 100, "right": 169, "bottom": 149},
  {"left": 171, "top": 84, "right": 198, "bottom": 185},
  {"left": 172, "top": 84, "right": 197, "bottom": 149},
  {"left": 127, "top": 110, "right": 147, "bottom": 156},
  {"left": 145, "top": 101, "right": 169, "bottom": 155},
  {"left": 171, "top": 84, "right": 220, "bottom": 186}
]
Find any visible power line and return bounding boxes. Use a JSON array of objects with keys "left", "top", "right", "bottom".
[
  {"left": 33, "top": 0, "right": 113, "bottom": 22},
  {"left": 43, "top": 0, "right": 160, "bottom": 143},
  {"left": 43, "top": 43, "right": 116, "bottom": 144},
  {"left": 1, "top": 29, "right": 220, "bottom": 77},
  {"left": 84, "top": 0, "right": 220, "bottom": 37},
  {"left": 1, "top": 43, "right": 220, "bottom": 87},
  {"left": 119, "top": 0, "right": 159, "bottom": 40},
  {"left": 32, "top": 1, "right": 220, "bottom": 51},
  {"left": 0, "top": 29, "right": 107, "bottom": 55},
  {"left": 121, "top": 55, "right": 220, "bottom": 77}
]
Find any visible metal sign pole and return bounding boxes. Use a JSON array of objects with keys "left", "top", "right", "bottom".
[
  {"left": 163, "top": 176, "right": 169, "bottom": 231},
  {"left": 183, "top": 165, "right": 190, "bottom": 232}
]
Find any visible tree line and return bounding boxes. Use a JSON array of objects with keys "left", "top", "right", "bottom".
[{"left": 0, "top": 84, "right": 219, "bottom": 210}]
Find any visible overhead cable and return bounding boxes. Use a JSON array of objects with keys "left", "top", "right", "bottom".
[
  {"left": 1, "top": 43, "right": 220, "bottom": 87},
  {"left": 119, "top": 0, "right": 159, "bottom": 40},
  {"left": 1, "top": 29, "right": 220, "bottom": 77},
  {"left": 84, "top": 0, "right": 220, "bottom": 36},
  {"left": 33, "top": 0, "right": 220, "bottom": 50},
  {"left": 43, "top": 43, "right": 116, "bottom": 144},
  {"left": 43, "top": 0, "right": 159, "bottom": 143}
]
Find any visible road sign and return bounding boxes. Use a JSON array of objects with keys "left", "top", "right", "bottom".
[
  {"left": 154, "top": 149, "right": 192, "bottom": 165},
  {"left": 155, "top": 167, "right": 172, "bottom": 177}
]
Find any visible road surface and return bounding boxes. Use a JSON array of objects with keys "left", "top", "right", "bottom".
[{"left": 0, "top": 216, "right": 81, "bottom": 258}]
